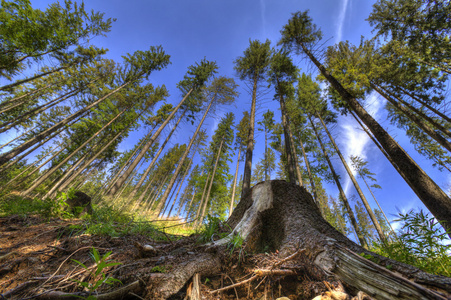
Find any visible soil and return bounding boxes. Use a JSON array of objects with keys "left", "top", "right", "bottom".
[{"left": 0, "top": 214, "right": 341, "bottom": 300}]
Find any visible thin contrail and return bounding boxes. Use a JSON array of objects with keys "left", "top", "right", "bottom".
[{"left": 336, "top": 0, "right": 349, "bottom": 43}]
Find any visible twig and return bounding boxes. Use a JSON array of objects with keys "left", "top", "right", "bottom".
[
  {"left": 210, "top": 275, "right": 258, "bottom": 293},
  {"left": 271, "top": 248, "right": 305, "bottom": 270},
  {"left": 224, "top": 274, "right": 240, "bottom": 300}
]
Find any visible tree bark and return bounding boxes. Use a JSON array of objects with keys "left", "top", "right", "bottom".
[
  {"left": 129, "top": 111, "right": 186, "bottom": 199},
  {"left": 241, "top": 76, "right": 258, "bottom": 199},
  {"left": 279, "top": 91, "right": 296, "bottom": 182},
  {"left": 317, "top": 113, "right": 387, "bottom": 243},
  {"left": 308, "top": 115, "right": 367, "bottom": 247},
  {"left": 0, "top": 128, "right": 33, "bottom": 151},
  {"left": 0, "top": 80, "right": 133, "bottom": 167},
  {"left": 298, "top": 134, "right": 319, "bottom": 204},
  {"left": 107, "top": 88, "right": 193, "bottom": 196},
  {"left": 371, "top": 83, "right": 451, "bottom": 150},
  {"left": 288, "top": 123, "right": 303, "bottom": 186},
  {"left": 165, "top": 155, "right": 194, "bottom": 218},
  {"left": 22, "top": 108, "right": 126, "bottom": 197},
  {"left": 196, "top": 139, "right": 224, "bottom": 226},
  {"left": 301, "top": 44, "right": 451, "bottom": 237},
  {"left": 228, "top": 148, "right": 241, "bottom": 217}
]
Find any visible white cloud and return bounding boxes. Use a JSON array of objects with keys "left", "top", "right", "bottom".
[{"left": 335, "top": 0, "right": 350, "bottom": 44}]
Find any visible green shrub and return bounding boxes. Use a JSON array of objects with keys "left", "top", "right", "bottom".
[{"left": 371, "top": 209, "right": 451, "bottom": 277}]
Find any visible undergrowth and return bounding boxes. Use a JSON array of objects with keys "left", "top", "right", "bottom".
[{"left": 371, "top": 209, "right": 451, "bottom": 277}]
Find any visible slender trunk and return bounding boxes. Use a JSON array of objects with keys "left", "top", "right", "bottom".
[
  {"left": 0, "top": 128, "right": 33, "bottom": 150},
  {"left": 156, "top": 93, "right": 214, "bottom": 214},
  {"left": 0, "top": 86, "right": 82, "bottom": 134},
  {"left": 228, "top": 148, "right": 241, "bottom": 217},
  {"left": 174, "top": 187, "right": 190, "bottom": 218},
  {"left": 0, "top": 119, "right": 74, "bottom": 174},
  {"left": 298, "top": 135, "right": 318, "bottom": 204},
  {"left": 107, "top": 88, "right": 194, "bottom": 196},
  {"left": 264, "top": 126, "right": 268, "bottom": 181},
  {"left": 131, "top": 175, "right": 156, "bottom": 212},
  {"left": 371, "top": 83, "right": 451, "bottom": 151},
  {"left": 241, "top": 76, "right": 258, "bottom": 199},
  {"left": 145, "top": 174, "right": 170, "bottom": 216},
  {"left": 166, "top": 154, "right": 195, "bottom": 218},
  {"left": 0, "top": 83, "right": 54, "bottom": 110},
  {"left": 360, "top": 175, "right": 397, "bottom": 237},
  {"left": 4, "top": 144, "right": 59, "bottom": 187},
  {"left": 308, "top": 115, "right": 367, "bottom": 247},
  {"left": 181, "top": 170, "right": 205, "bottom": 218},
  {"left": 56, "top": 128, "right": 126, "bottom": 194},
  {"left": 129, "top": 110, "right": 186, "bottom": 199},
  {"left": 22, "top": 108, "right": 126, "bottom": 196},
  {"left": 349, "top": 111, "right": 411, "bottom": 188},
  {"left": 279, "top": 89, "right": 296, "bottom": 182},
  {"left": 162, "top": 178, "right": 183, "bottom": 217},
  {"left": 374, "top": 83, "right": 451, "bottom": 138},
  {"left": 317, "top": 113, "right": 387, "bottom": 243},
  {"left": 194, "top": 171, "right": 212, "bottom": 224},
  {"left": 301, "top": 43, "right": 451, "bottom": 237},
  {"left": 0, "top": 80, "right": 134, "bottom": 167},
  {"left": 43, "top": 151, "right": 90, "bottom": 199},
  {"left": 197, "top": 139, "right": 224, "bottom": 226},
  {"left": 0, "top": 64, "right": 69, "bottom": 92},
  {"left": 104, "top": 126, "right": 155, "bottom": 195},
  {"left": 399, "top": 86, "right": 451, "bottom": 124},
  {"left": 288, "top": 124, "right": 303, "bottom": 186}
]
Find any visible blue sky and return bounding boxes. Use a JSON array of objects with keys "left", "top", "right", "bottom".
[{"left": 3, "top": 1, "right": 450, "bottom": 232}]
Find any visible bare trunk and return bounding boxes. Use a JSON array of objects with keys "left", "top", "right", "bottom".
[
  {"left": 301, "top": 44, "right": 451, "bottom": 237},
  {"left": 279, "top": 91, "right": 296, "bottom": 182},
  {"left": 0, "top": 80, "right": 133, "bottom": 167},
  {"left": 371, "top": 83, "right": 451, "bottom": 150},
  {"left": 193, "top": 171, "right": 212, "bottom": 224},
  {"left": 241, "top": 76, "right": 258, "bottom": 199},
  {"left": 228, "top": 148, "right": 241, "bottom": 217},
  {"left": 0, "top": 64, "right": 69, "bottom": 92},
  {"left": 156, "top": 93, "right": 214, "bottom": 215},
  {"left": 0, "top": 83, "right": 54, "bottom": 112},
  {"left": 288, "top": 123, "right": 303, "bottom": 186},
  {"left": 317, "top": 113, "right": 387, "bottom": 243},
  {"left": 166, "top": 155, "right": 195, "bottom": 218},
  {"left": 22, "top": 108, "right": 126, "bottom": 196},
  {"left": 398, "top": 86, "right": 451, "bottom": 124},
  {"left": 308, "top": 115, "right": 367, "bottom": 247},
  {"left": 196, "top": 139, "right": 224, "bottom": 226},
  {"left": 107, "top": 88, "right": 194, "bottom": 196},
  {"left": 0, "top": 128, "right": 33, "bottom": 151},
  {"left": 129, "top": 110, "right": 186, "bottom": 199},
  {"left": 298, "top": 135, "right": 319, "bottom": 204},
  {"left": 56, "top": 128, "right": 126, "bottom": 194}
]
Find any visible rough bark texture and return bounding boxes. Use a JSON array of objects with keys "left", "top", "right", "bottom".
[{"left": 225, "top": 180, "right": 451, "bottom": 300}]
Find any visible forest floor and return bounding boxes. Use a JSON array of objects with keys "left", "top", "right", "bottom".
[{"left": 0, "top": 214, "right": 338, "bottom": 300}]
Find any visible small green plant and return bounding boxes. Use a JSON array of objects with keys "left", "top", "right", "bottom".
[
  {"left": 226, "top": 233, "right": 244, "bottom": 253},
  {"left": 151, "top": 265, "right": 167, "bottom": 273},
  {"left": 371, "top": 209, "right": 451, "bottom": 277},
  {"left": 72, "top": 247, "right": 122, "bottom": 299},
  {"left": 197, "top": 214, "right": 230, "bottom": 243}
]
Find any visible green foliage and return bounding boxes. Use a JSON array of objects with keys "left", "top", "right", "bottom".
[
  {"left": 371, "top": 209, "right": 451, "bottom": 277},
  {"left": 234, "top": 39, "right": 272, "bottom": 82},
  {"left": 151, "top": 265, "right": 168, "bottom": 273},
  {"left": 197, "top": 214, "right": 230, "bottom": 243},
  {"left": 72, "top": 247, "right": 122, "bottom": 298}
]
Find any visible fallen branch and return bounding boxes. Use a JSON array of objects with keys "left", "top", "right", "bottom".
[{"left": 271, "top": 248, "right": 305, "bottom": 270}]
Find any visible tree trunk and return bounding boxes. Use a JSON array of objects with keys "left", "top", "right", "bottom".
[
  {"left": 297, "top": 134, "right": 319, "bottom": 204},
  {"left": 301, "top": 44, "right": 451, "bottom": 237},
  {"left": 288, "top": 123, "right": 303, "bottom": 186},
  {"left": 193, "top": 171, "right": 212, "bottom": 224},
  {"left": 229, "top": 148, "right": 241, "bottom": 217},
  {"left": 56, "top": 128, "right": 126, "bottom": 194},
  {"left": 398, "top": 86, "right": 451, "bottom": 124},
  {"left": 0, "top": 128, "right": 33, "bottom": 151},
  {"left": 156, "top": 93, "right": 214, "bottom": 214},
  {"left": 0, "top": 79, "right": 97, "bottom": 134},
  {"left": 166, "top": 154, "right": 195, "bottom": 218},
  {"left": 0, "top": 64, "right": 69, "bottom": 92},
  {"left": 279, "top": 91, "right": 296, "bottom": 182},
  {"left": 0, "top": 80, "right": 134, "bottom": 167},
  {"left": 308, "top": 115, "right": 367, "bottom": 247},
  {"left": 371, "top": 82, "right": 451, "bottom": 150},
  {"left": 148, "top": 180, "right": 451, "bottom": 299},
  {"left": 0, "top": 83, "right": 54, "bottom": 112},
  {"left": 129, "top": 110, "right": 186, "bottom": 199},
  {"left": 196, "top": 139, "right": 224, "bottom": 227},
  {"left": 241, "top": 76, "right": 258, "bottom": 199},
  {"left": 21, "top": 108, "right": 127, "bottom": 197},
  {"left": 317, "top": 113, "right": 387, "bottom": 243},
  {"left": 107, "top": 88, "right": 194, "bottom": 196}
]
